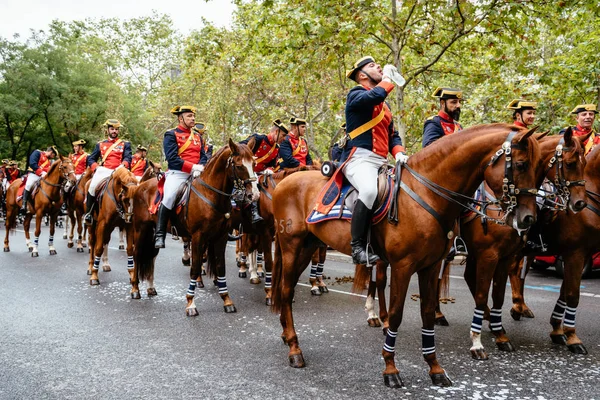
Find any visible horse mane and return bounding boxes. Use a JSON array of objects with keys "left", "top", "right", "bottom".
[
  {"left": 271, "top": 165, "right": 320, "bottom": 180},
  {"left": 46, "top": 158, "right": 63, "bottom": 175},
  {"left": 113, "top": 165, "right": 137, "bottom": 184}
]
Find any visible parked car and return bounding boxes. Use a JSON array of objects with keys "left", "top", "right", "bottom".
[{"left": 532, "top": 252, "right": 600, "bottom": 278}]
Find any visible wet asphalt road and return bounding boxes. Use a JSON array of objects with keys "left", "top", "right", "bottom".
[{"left": 1, "top": 221, "right": 600, "bottom": 400}]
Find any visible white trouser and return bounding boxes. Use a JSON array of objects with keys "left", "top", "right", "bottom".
[
  {"left": 25, "top": 172, "right": 41, "bottom": 191},
  {"left": 75, "top": 174, "right": 82, "bottom": 180},
  {"left": 88, "top": 166, "right": 114, "bottom": 196},
  {"left": 342, "top": 147, "right": 387, "bottom": 209},
  {"left": 135, "top": 176, "right": 142, "bottom": 182},
  {"left": 2, "top": 178, "right": 8, "bottom": 192},
  {"left": 163, "top": 170, "right": 190, "bottom": 210}
]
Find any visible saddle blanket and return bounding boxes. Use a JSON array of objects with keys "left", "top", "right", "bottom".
[{"left": 306, "top": 177, "right": 392, "bottom": 225}]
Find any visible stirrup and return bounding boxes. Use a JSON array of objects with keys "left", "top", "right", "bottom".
[
  {"left": 84, "top": 213, "right": 93, "bottom": 226},
  {"left": 453, "top": 236, "right": 468, "bottom": 256}
]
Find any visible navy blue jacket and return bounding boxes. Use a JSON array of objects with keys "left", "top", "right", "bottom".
[
  {"left": 342, "top": 82, "right": 403, "bottom": 162},
  {"left": 330, "top": 143, "right": 343, "bottom": 162},
  {"left": 28, "top": 150, "right": 45, "bottom": 174},
  {"left": 422, "top": 113, "right": 463, "bottom": 148},
  {"left": 278, "top": 136, "right": 313, "bottom": 168}
]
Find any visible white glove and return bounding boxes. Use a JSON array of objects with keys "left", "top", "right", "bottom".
[
  {"left": 192, "top": 164, "right": 204, "bottom": 178},
  {"left": 395, "top": 152, "right": 409, "bottom": 165},
  {"left": 116, "top": 164, "right": 124, "bottom": 170},
  {"left": 263, "top": 169, "right": 274, "bottom": 175},
  {"left": 382, "top": 64, "right": 406, "bottom": 87},
  {"left": 41, "top": 171, "right": 47, "bottom": 178}
]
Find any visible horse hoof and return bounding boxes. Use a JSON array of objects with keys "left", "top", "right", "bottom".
[
  {"left": 186, "top": 308, "right": 199, "bottom": 317},
  {"left": 318, "top": 286, "right": 329, "bottom": 293},
  {"left": 435, "top": 316, "right": 449, "bottom": 326},
  {"left": 3, "top": 247, "right": 9, "bottom": 252},
  {"left": 131, "top": 292, "right": 141, "bottom": 300},
  {"left": 496, "top": 341, "right": 516, "bottom": 352},
  {"left": 28, "top": 246, "right": 33, "bottom": 252},
  {"left": 196, "top": 281, "right": 204, "bottom": 289},
  {"left": 367, "top": 318, "right": 381, "bottom": 328},
  {"left": 257, "top": 271, "right": 265, "bottom": 278},
  {"left": 31, "top": 252, "right": 39, "bottom": 258},
  {"left": 77, "top": 248, "right": 84, "bottom": 253},
  {"left": 239, "top": 271, "right": 247, "bottom": 278},
  {"left": 62, "top": 234, "right": 67, "bottom": 239},
  {"left": 431, "top": 372, "right": 453, "bottom": 387},
  {"left": 383, "top": 373, "right": 403, "bottom": 388},
  {"left": 522, "top": 309, "right": 535, "bottom": 319},
  {"left": 82, "top": 243, "right": 87, "bottom": 248},
  {"left": 250, "top": 277, "right": 261, "bottom": 285},
  {"left": 49, "top": 250, "right": 57, "bottom": 256},
  {"left": 201, "top": 269, "right": 206, "bottom": 276},
  {"left": 550, "top": 334, "right": 567, "bottom": 345},
  {"left": 288, "top": 353, "right": 305, "bottom": 368},
  {"left": 510, "top": 308, "right": 521, "bottom": 321},
  {"left": 67, "top": 242, "right": 74, "bottom": 248},
  {"left": 265, "top": 297, "right": 272, "bottom": 306},
  {"left": 568, "top": 343, "right": 588, "bottom": 355},
  {"left": 102, "top": 265, "right": 111, "bottom": 272},
  {"left": 147, "top": 288, "right": 158, "bottom": 297},
  {"left": 181, "top": 258, "right": 190, "bottom": 266},
  {"left": 90, "top": 279, "right": 100, "bottom": 286},
  {"left": 223, "top": 305, "right": 237, "bottom": 313},
  {"left": 310, "top": 287, "right": 321, "bottom": 296},
  {"left": 119, "top": 245, "right": 125, "bottom": 250},
  {"left": 470, "top": 348, "right": 489, "bottom": 360}
]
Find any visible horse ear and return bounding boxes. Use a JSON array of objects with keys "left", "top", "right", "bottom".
[
  {"left": 533, "top": 131, "right": 550, "bottom": 140},
  {"left": 571, "top": 126, "right": 591, "bottom": 146},
  {"left": 516, "top": 126, "right": 538, "bottom": 143},
  {"left": 246, "top": 136, "right": 256, "bottom": 152},
  {"left": 228, "top": 138, "right": 239, "bottom": 156},
  {"left": 563, "top": 126, "right": 576, "bottom": 147}
]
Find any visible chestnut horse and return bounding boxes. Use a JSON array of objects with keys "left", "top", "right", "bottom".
[
  {"left": 86, "top": 167, "right": 138, "bottom": 286},
  {"left": 4, "top": 157, "right": 76, "bottom": 255},
  {"left": 132, "top": 139, "right": 258, "bottom": 311},
  {"left": 64, "top": 167, "right": 93, "bottom": 252},
  {"left": 271, "top": 124, "right": 542, "bottom": 388},
  {"left": 506, "top": 139, "right": 600, "bottom": 355}
]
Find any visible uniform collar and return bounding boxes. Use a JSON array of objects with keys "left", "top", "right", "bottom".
[
  {"left": 575, "top": 124, "right": 592, "bottom": 134},
  {"left": 514, "top": 120, "right": 527, "bottom": 128},
  {"left": 106, "top": 136, "right": 120, "bottom": 142},
  {"left": 177, "top": 124, "right": 191, "bottom": 133},
  {"left": 438, "top": 110, "right": 454, "bottom": 123}
]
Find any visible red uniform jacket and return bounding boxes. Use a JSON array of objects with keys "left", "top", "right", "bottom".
[
  {"left": 88, "top": 138, "right": 132, "bottom": 171},
  {"left": 70, "top": 151, "right": 88, "bottom": 175},
  {"left": 130, "top": 154, "right": 147, "bottom": 177}
]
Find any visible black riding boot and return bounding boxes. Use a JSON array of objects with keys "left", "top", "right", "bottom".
[
  {"left": 84, "top": 193, "right": 95, "bottom": 226},
  {"left": 251, "top": 201, "right": 263, "bottom": 224},
  {"left": 350, "top": 200, "right": 380, "bottom": 265},
  {"left": 154, "top": 204, "right": 171, "bottom": 249},
  {"left": 20, "top": 190, "right": 30, "bottom": 213}
]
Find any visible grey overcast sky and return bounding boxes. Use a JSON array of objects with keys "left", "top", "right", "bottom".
[{"left": 0, "top": 0, "right": 235, "bottom": 40}]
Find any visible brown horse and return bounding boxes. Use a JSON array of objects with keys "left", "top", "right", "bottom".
[
  {"left": 86, "top": 167, "right": 138, "bottom": 286},
  {"left": 63, "top": 167, "right": 93, "bottom": 252},
  {"left": 271, "top": 124, "right": 542, "bottom": 388},
  {"left": 4, "top": 157, "right": 76, "bottom": 255},
  {"left": 132, "top": 139, "right": 258, "bottom": 311},
  {"left": 506, "top": 138, "right": 600, "bottom": 355},
  {"left": 430, "top": 131, "right": 588, "bottom": 360}
]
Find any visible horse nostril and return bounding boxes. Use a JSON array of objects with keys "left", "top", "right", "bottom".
[
  {"left": 523, "top": 214, "right": 535, "bottom": 227},
  {"left": 575, "top": 200, "right": 587, "bottom": 211}
]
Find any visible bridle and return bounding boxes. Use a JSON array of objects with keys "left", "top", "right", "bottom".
[
  {"left": 105, "top": 171, "right": 137, "bottom": 222},
  {"left": 39, "top": 160, "right": 76, "bottom": 204}
]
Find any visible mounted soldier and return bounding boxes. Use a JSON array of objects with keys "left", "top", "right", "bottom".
[
  {"left": 130, "top": 145, "right": 149, "bottom": 182},
  {"left": 153, "top": 106, "right": 207, "bottom": 248},
  {"left": 507, "top": 99, "right": 537, "bottom": 129},
  {"left": 561, "top": 104, "right": 598, "bottom": 155},
  {"left": 278, "top": 117, "right": 313, "bottom": 169},
  {"left": 422, "top": 87, "right": 463, "bottom": 148},
  {"left": 342, "top": 56, "right": 407, "bottom": 265},
  {"left": 84, "top": 119, "right": 132, "bottom": 225},
  {"left": 193, "top": 122, "right": 214, "bottom": 161},
  {"left": 240, "top": 118, "right": 288, "bottom": 224},
  {"left": 70, "top": 139, "right": 88, "bottom": 180},
  {"left": 20, "top": 146, "right": 59, "bottom": 213}
]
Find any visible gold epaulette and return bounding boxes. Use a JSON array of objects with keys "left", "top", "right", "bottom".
[{"left": 426, "top": 115, "right": 436, "bottom": 121}]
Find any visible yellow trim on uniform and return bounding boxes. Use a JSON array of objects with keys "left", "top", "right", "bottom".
[
  {"left": 571, "top": 104, "right": 598, "bottom": 114},
  {"left": 507, "top": 99, "right": 537, "bottom": 110},
  {"left": 101, "top": 139, "right": 123, "bottom": 164},
  {"left": 348, "top": 107, "right": 385, "bottom": 140},
  {"left": 178, "top": 132, "right": 196, "bottom": 155}
]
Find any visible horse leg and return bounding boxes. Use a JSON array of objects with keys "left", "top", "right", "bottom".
[
  {"left": 434, "top": 259, "right": 449, "bottom": 326},
  {"left": 87, "top": 224, "right": 95, "bottom": 276},
  {"left": 509, "top": 256, "right": 535, "bottom": 320},
  {"left": 256, "top": 251, "right": 265, "bottom": 278},
  {"left": 489, "top": 256, "right": 516, "bottom": 352},
  {"left": 249, "top": 250, "right": 261, "bottom": 284},
  {"left": 261, "top": 233, "right": 273, "bottom": 306},
  {"left": 316, "top": 246, "right": 328, "bottom": 293},
  {"left": 102, "top": 244, "right": 111, "bottom": 272},
  {"left": 118, "top": 227, "right": 125, "bottom": 250},
  {"left": 417, "top": 265, "right": 453, "bottom": 387},
  {"left": 63, "top": 211, "right": 70, "bottom": 240},
  {"left": 381, "top": 265, "right": 414, "bottom": 388},
  {"left": 24, "top": 214, "right": 33, "bottom": 252},
  {"left": 553, "top": 251, "right": 588, "bottom": 354},
  {"left": 67, "top": 210, "right": 75, "bottom": 248},
  {"left": 237, "top": 236, "right": 247, "bottom": 278},
  {"left": 4, "top": 207, "right": 16, "bottom": 252},
  {"left": 75, "top": 212, "right": 84, "bottom": 252},
  {"left": 31, "top": 212, "right": 42, "bottom": 257},
  {"left": 125, "top": 224, "right": 137, "bottom": 294},
  {"left": 211, "top": 235, "right": 237, "bottom": 313},
  {"left": 376, "top": 261, "right": 389, "bottom": 333},
  {"left": 82, "top": 224, "right": 88, "bottom": 248},
  {"left": 48, "top": 213, "right": 57, "bottom": 255},
  {"left": 308, "top": 250, "right": 320, "bottom": 296},
  {"left": 365, "top": 279, "right": 381, "bottom": 328},
  {"left": 185, "top": 232, "right": 203, "bottom": 316},
  {"left": 89, "top": 222, "right": 106, "bottom": 285},
  {"left": 181, "top": 240, "right": 191, "bottom": 266}
]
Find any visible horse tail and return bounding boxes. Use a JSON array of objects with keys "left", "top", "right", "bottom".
[
  {"left": 134, "top": 221, "right": 157, "bottom": 282},
  {"left": 270, "top": 233, "right": 284, "bottom": 314},
  {"left": 439, "top": 260, "right": 451, "bottom": 300},
  {"left": 352, "top": 263, "right": 370, "bottom": 294}
]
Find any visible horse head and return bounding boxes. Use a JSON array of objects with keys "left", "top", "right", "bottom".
[
  {"left": 56, "top": 156, "right": 77, "bottom": 191},
  {"left": 140, "top": 159, "right": 162, "bottom": 183},
  {"left": 113, "top": 167, "right": 138, "bottom": 223},
  {"left": 482, "top": 125, "right": 541, "bottom": 233},
  {"left": 227, "top": 137, "right": 259, "bottom": 205}
]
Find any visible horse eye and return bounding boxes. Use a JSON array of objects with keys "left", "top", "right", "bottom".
[
  {"left": 565, "top": 161, "right": 576, "bottom": 169},
  {"left": 515, "top": 162, "right": 527, "bottom": 172}
]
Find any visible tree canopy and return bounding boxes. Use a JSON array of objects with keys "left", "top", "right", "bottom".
[{"left": 1, "top": 1, "right": 599, "bottom": 166}]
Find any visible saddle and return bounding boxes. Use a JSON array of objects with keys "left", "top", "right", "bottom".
[
  {"left": 148, "top": 174, "right": 190, "bottom": 215},
  {"left": 17, "top": 177, "right": 40, "bottom": 201},
  {"left": 307, "top": 167, "right": 392, "bottom": 225}
]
